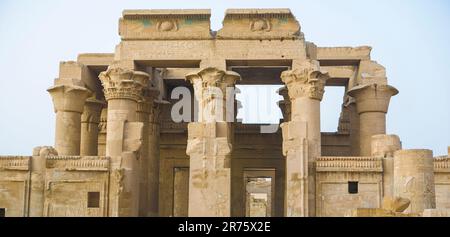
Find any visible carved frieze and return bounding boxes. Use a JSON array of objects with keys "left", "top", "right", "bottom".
[
  {"left": 45, "top": 156, "right": 110, "bottom": 171},
  {"left": 0, "top": 156, "right": 31, "bottom": 171},
  {"left": 316, "top": 156, "right": 383, "bottom": 172},
  {"left": 119, "top": 9, "right": 212, "bottom": 40},
  {"left": 434, "top": 156, "right": 450, "bottom": 173},
  {"left": 217, "top": 9, "right": 301, "bottom": 40}
]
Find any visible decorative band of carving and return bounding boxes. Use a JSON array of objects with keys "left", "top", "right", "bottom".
[
  {"left": 0, "top": 156, "right": 31, "bottom": 171},
  {"left": 434, "top": 156, "right": 450, "bottom": 173},
  {"left": 316, "top": 156, "right": 382, "bottom": 172},
  {"left": 45, "top": 156, "right": 110, "bottom": 171}
]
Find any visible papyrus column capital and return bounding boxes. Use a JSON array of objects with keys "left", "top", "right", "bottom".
[
  {"left": 347, "top": 83, "right": 399, "bottom": 114},
  {"left": 186, "top": 67, "right": 241, "bottom": 123},
  {"left": 186, "top": 67, "right": 240, "bottom": 93},
  {"left": 281, "top": 60, "right": 329, "bottom": 101},
  {"left": 47, "top": 84, "right": 92, "bottom": 113},
  {"left": 99, "top": 67, "right": 150, "bottom": 102},
  {"left": 277, "top": 86, "right": 291, "bottom": 122},
  {"left": 81, "top": 98, "right": 105, "bottom": 124}
]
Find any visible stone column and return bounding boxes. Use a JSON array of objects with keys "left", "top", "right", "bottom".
[
  {"left": 80, "top": 98, "right": 105, "bottom": 156},
  {"left": 136, "top": 98, "right": 150, "bottom": 217},
  {"left": 97, "top": 108, "right": 108, "bottom": 156},
  {"left": 147, "top": 99, "right": 163, "bottom": 217},
  {"left": 99, "top": 66, "right": 149, "bottom": 217},
  {"left": 347, "top": 84, "right": 398, "bottom": 156},
  {"left": 280, "top": 60, "right": 329, "bottom": 217},
  {"left": 136, "top": 87, "right": 160, "bottom": 217},
  {"left": 185, "top": 67, "right": 240, "bottom": 217},
  {"left": 47, "top": 84, "right": 91, "bottom": 155},
  {"left": 371, "top": 134, "right": 402, "bottom": 198},
  {"left": 393, "top": 149, "right": 436, "bottom": 213},
  {"left": 277, "top": 86, "right": 291, "bottom": 122},
  {"left": 346, "top": 99, "right": 361, "bottom": 156}
]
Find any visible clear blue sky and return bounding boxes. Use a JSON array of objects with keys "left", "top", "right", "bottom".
[{"left": 0, "top": 0, "right": 449, "bottom": 156}]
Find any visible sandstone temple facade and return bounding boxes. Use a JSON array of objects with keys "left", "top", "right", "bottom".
[{"left": 0, "top": 9, "right": 449, "bottom": 217}]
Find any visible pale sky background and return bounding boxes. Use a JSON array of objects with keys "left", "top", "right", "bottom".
[{"left": 0, "top": 0, "right": 449, "bottom": 156}]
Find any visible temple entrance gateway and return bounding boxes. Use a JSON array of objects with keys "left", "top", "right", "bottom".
[{"left": 1, "top": 8, "right": 448, "bottom": 217}]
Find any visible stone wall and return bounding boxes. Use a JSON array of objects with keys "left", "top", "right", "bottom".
[
  {"left": 0, "top": 156, "right": 31, "bottom": 217},
  {"left": 316, "top": 157, "right": 383, "bottom": 217}
]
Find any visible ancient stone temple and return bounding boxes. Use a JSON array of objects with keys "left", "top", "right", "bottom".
[{"left": 0, "top": 9, "right": 449, "bottom": 217}]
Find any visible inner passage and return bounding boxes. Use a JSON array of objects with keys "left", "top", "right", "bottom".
[
  {"left": 236, "top": 85, "right": 283, "bottom": 124},
  {"left": 245, "top": 177, "right": 272, "bottom": 217}
]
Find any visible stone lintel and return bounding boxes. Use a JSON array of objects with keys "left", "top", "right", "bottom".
[
  {"left": 218, "top": 8, "right": 301, "bottom": 40},
  {"left": 58, "top": 61, "right": 84, "bottom": 79},
  {"left": 119, "top": 9, "right": 212, "bottom": 40},
  {"left": 77, "top": 53, "right": 114, "bottom": 67},
  {"left": 357, "top": 60, "right": 388, "bottom": 85},
  {"left": 317, "top": 46, "right": 372, "bottom": 61}
]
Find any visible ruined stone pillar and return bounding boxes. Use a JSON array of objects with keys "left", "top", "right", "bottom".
[
  {"left": 347, "top": 84, "right": 398, "bottom": 156},
  {"left": 29, "top": 146, "right": 58, "bottom": 217},
  {"left": 136, "top": 87, "right": 160, "bottom": 217},
  {"left": 47, "top": 84, "right": 91, "bottom": 155},
  {"left": 147, "top": 100, "right": 163, "bottom": 217},
  {"left": 280, "top": 60, "right": 328, "bottom": 217},
  {"left": 99, "top": 66, "right": 149, "bottom": 217},
  {"left": 185, "top": 67, "right": 240, "bottom": 217},
  {"left": 371, "top": 134, "right": 402, "bottom": 198},
  {"left": 97, "top": 108, "right": 108, "bottom": 156},
  {"left": 136, "top": 98, "right": 150, "bottom": 217},
  {"left": 393, "top": 149, "right": 436, "bottom": 213},
  {"left": 80, "top": 98, "right": 104, "bottom": 156}
]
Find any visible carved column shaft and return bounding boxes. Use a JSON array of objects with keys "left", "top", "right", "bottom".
[
  {"left": 360, "top": 112, "right": 386, "bottom": 155},
  {"left": 347, "top": 101, "right": 361, "bottom": 156},
  {"left": 80, "top": 98, "right": 104, "bottom": 156},
  {"left": 281, "top": 60, "right": 328, "bottom": 217},
  {"left": 47, "top": 84, "right": 91, "bottom": 155},
  {"left": 97, "top": 108, "right": 108, "bottom": 156},
  {"left": 371, "top": 134, "right": 402, "bottom": 198},
  {"left": 185, "top": 67, "right": 240, "bottom": 217},
  {"left": 147, "top": 100, "right": 163, "bottom": 217},
  {"left": 137, "top": 98, "right": 150, "bottom": 217},
  {"left": 393, "top": 149, "right": 436, "bottom": 213}
]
